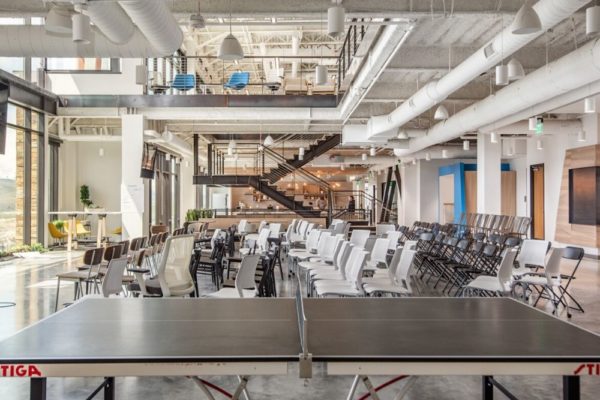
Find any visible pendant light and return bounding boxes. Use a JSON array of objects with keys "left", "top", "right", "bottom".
[
  {"left": 298, "top": 134, "right": 305, "bottom": 160},
  {"left": 507, "top": 58, "right": 525, "bottom": 80},
  {"left": 227, "top": 147, "right": 233, "bottom": 156},
  {"left": 228, "top": 136, "right": 237, "bottom": 152},
  {"left": 218, "top": 0, "right": 244, "bottom": 60},
  {"left": 72, "top": 12, "right": 91, "bottom": 44},
  {"left": 369, "top": 146, "right": 376, "bottom": 157},
  {"left": 425, "top": 152, "right": 431, "bottom": 161},
  {"left": 441, "top": 149, "right": 449, "bottom": 159},
  {"left": 189, "top": 0, "right": 206, "bottom": 29},
  {"left": 412, "top": 159, "right": 417, "bottom": 166},
  {"left": 315, "top": 9, "right": 328, "bottom": 86},
  {"left": 397, "top": 130, "right": 409, "bottom": 140},
  {"left": 263, "top": 135, "right": 274, "bottom": 147},
  {"left": 361, "top": 153, "right": 367, "bottom": 161},
  {"left": 496, "top": 65, "right": 509, "bottom": 86},
  {"left": 490, "top": 132, "right": 499, "bottom": 144},
  {"left": 528, "top": 117, "right": 537, "bottom": 130},
  {"left": 578, "top": 130, "right": 587, "bottom": 142},
  {"left": 463, "top": 140, "right": 470, "bottom": 151},
  {"left": 327, "top": 2, "right": 345, "bottom": 38},
  {"left": 511, "top": 1, "right": 542, "bottom": 35},
  {"left": 536, "top": 138, "right": 544, "bottom": 150},
  {"left": 587, "top": 5, "right": 600, "bottom": 35},
  {"left": 584, "top": 97, "right": 596, "bottom": 113},
  {"left": 434, "top": 104, "right": 449, "bottom": 120}
]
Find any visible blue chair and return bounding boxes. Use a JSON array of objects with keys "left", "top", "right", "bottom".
[
  {"left": 224, "top": 72, "right": 250, "bottom": 91},
  {"left": 171, "top": 74, "right": 196, "bottom": 91}
]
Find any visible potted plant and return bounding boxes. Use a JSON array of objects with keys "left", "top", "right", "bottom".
[{"left": 80, "top": 185, "right": 93, "bottom": 211}]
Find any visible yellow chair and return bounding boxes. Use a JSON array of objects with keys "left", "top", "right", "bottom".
[
  {"left": 65, "top": 220, "right": 91, "bottom": 237},
  {"left": 48, "top": 222, "right": 68, "bottom": 245},
  {"left": 111, "top": 226, "right": 122, "bottom": 235}
]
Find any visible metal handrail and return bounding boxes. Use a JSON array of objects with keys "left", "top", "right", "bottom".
[{"left": 260, "top": 147, "right": 332, "bottom": 191}]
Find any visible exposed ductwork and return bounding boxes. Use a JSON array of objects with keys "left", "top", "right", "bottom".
[
  {"left": 393, "top": 38, "right": 600, "bottom": 158},
  {"left": 342, "top": 124, "right": 425, "bottom": 146},
  {"left": 118, "top": 0, "right": 183, "bottom": 56},
  {"left": 84, "top": 2, "right": 135, "bottom": 45},
  {"left": 366, "top": 0, "right": 590, "bottom": 139},
  {"left": 0, "top": 0, "right": 182, "bottom": 57}
]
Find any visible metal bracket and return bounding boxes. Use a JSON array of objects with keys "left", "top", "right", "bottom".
[{"left": 299, "top": 352, "right": 313, "bottom": 379}]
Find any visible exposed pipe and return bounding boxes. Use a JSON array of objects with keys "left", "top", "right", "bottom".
[
  {"left": 393, "top": 38, "right": 600, "bottom": 158},
  {"left": 118, "top": 0, "right": 183, "bottom": 55},
  {"left": 367, "top": 0, "right": 590, "bottom": 138},
  {"left": 0, "top": 26, "right": 163, "bottom": 57},
  {"left": 342, "top": 124, "right": 425, "bottom": 146},
  {"left": 83, "top": 1, "right": 135, "bottom": 45}
]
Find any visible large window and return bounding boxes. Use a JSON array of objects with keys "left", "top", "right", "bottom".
[{"left": 0, "top": 104, "right": 45, "bottom": 250}]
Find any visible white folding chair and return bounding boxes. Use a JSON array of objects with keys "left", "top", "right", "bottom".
[
  {"left": 363, "top": 248, "right": 417, "bottom": 297},
  {"left": 513, "top": 239, "right": 550, "bottom": 277},
  {"left": 314, "top": 247, "right": 368, "bottom": 297}
]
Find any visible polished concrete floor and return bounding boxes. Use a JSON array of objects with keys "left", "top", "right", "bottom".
[{"left": 0, "top": 251, "right": 600, "bottom": 399}]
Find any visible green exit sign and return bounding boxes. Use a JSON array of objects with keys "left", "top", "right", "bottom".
[{"left": 535, "top": 117, "right": 544, "bottom": 135}]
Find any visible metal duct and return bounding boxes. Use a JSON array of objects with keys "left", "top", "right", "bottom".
[
  {"left": 393, "top": 38, "right": 600, "bottom": 158},
  {"left": 0, "top": 26, "right": 164, "bottom": 57},
  {"left": 118, "top": 0, "right": 183, "bottom": 56},
  {"left": 84, "top": 1, "right": 135, "bottom": 44},
  {"left": 367, "top": 0, "right": 590, "bottom": 138}
]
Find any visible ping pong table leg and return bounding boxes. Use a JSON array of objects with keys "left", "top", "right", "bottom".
[
  {"left": 563, "top": 376, "right": 580, "bottom": 400},
  {"left": 104, "top": 377, "right": 115, "bottom": 400},
  {"left": 30, "top": 378, "right": 46, "bottom": 400},
  {"left": 231, "top": 375, "right": 249, "bottom": 400},
  {"left": 482, "top": 376, "right": 494, "bottom": 400}
]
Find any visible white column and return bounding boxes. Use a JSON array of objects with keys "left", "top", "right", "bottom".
[
  {"left": 121, "top": 114, "right": 145, "bottom": 239},
  {"left": 477, "top": 133, "right": 502, "bottom": 214}
]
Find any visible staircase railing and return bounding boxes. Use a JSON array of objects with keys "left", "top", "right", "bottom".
[
  {"left": 258, "top": 147, "right": 334, "bottom": 223},
  {"left": 331, "top": 189, "right": 398, "bottom": 225},
  {"left": 337, "top": 19, "right": 368, "bottom": 92}
]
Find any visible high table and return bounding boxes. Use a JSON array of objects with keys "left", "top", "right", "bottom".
[{"left": 48, "top": 211, "right": 122, "bottom": 251}]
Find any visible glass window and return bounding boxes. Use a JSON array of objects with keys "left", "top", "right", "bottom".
[{"left": 45, "top": 58, "right": 112, "bottom": 72}]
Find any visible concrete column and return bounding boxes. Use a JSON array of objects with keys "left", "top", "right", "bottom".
[
  {"left": 477, "top": 133, "right": 502, "bottom": 214},
  {"left": 121, "top": 114, "right": 145, "bottom": 239}
]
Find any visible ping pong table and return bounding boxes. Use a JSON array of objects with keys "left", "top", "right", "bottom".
[{"left": 1, "top": 290, "right": 600, "bottom": 400}]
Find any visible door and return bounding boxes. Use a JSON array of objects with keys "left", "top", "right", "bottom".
[{"left": 530, "top": 164, "right": 545, "bottom": 239}]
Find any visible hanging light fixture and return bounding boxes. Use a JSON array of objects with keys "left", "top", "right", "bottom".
[
  {"left": 263, "top": 135, "right": 274, "bottom": 147},
  {"left": 578, "top": 130, "right": 587, "bottom": 142},
  {"left": 98, "top": 147, "right": 104, "bottom": 157},
  {"left": 218, "top": 0, "right": 244, "bottom": 60},
  {"left": 189, "top": 0, "right": 206, "bottom": 29},
  {"left": 507, "top": 58, "right": 525, "bottom": 81},
  {"left": 341, "top": 164, "right": 345, "bottom": 171},
  {"left": 425, "top": 152, "right": 431, "bottom": 161},
  {"left": 228, "top": 138, "right": 237, "bottom": 152},
  {"left": 463, "top": 140, "right": 470, "bottom": 151},
  {"left": 412, "top": 159, "right": 417, "bottom": 165},
  {"left": 369, "top": 146, "right": 376, "bottom": 157},
  {"left": 227, "top": 147, "right": 233, "bottom": 156},
  {"left": 315, "top": 9, "right": 328, "bottom": 86},
  {"left": 490, "top": 132, "right": 499, "bottom": 143},
  {"left": 327, "top": 1, "right": 345, "bottom": 38},
  {"left": 507, "top": 138, "right": 516, "bottom": 156},
  {"left": 528, "top": 116, "right": 538, "bottom": 130},
  {"left": 72, "top": 12, "right": 91, "bottom": 44},
  {"left": 298, "top": 146, "right": 305, "bottom": 161},
  {"left": 441, "top": 149, "right": 449, "bottom": 159},
  {"left": 397, "top": 131, "right": 409, "bottom": 140},
  {"left": 495, "top": 64, "right": 509, "bottom": 86},
  {"left": 46, "top": 7, "right": 72, "bottom": 34},
  {"left": 536, "top": 138, "right": 544, "bottom": 150},
  {"left": 587, "top": 5, "right": 600, "bottom": 35},
  {"left": 584, "top": 97, "right": 596, "bottom": 113},
  {"left": 511, "top": 1, "right": 542, "bottom": 35},
  {"left": 361, "top": 153, "right": 367, "bottom": 161},
  {"left": 434, "top": 104, "right": 449, "bottom": 120},
  {"left": 165, "top": 153, "right": 171, "bottom": 161}
]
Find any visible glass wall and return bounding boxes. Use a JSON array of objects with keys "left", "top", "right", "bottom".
[{"left": 0, "top": 104, "right": 45, "bottom": 250}]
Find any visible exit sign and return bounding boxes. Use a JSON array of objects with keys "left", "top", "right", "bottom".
[{"left": 535, "top": 117, "right": 544, "bottom": 135}]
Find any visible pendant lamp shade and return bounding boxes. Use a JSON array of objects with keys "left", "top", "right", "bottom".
[
  {"left": 263, "top": 135, "right": 274, "bottom": 147},
  {"left": 528, "top": 117, "right": 537, "bottom": 130},
  {"left": 536, "top": 139, "right": 543, "bottom": 150},
  {"left": 578, "top": 130, "right": 587, "bottom": 142},
  {"left": 441, "top": 149, "right": 449, "bottom": 159},
  {"left": 46, "top": 7, "right": 72, "bottom": 34},
  {"left": 397, "top": 131, "right": 409, "bottom": 139},
  {"left": 315, "top": 65, "right": 328, "bottom": 85},
  {"left": 327, "top": 5, "right": 345, "bottom": 38},
  {"left": 299, "top": 147, "right": 305, "bottom": 157},
  {"left": 490, "top": 132, "right": 499, "bottom": 144},
  {"left": 361, "top": 153, "right": 367, "bottom": 161},
  {"left": 507, "top": 58, "right": 525, "bottom": 80},
  {"left": 511, "top": 1, "right": 542, "bottom": 35},
  {"left": 425, "top": 152, "right": 431, "bottom": 161},
  {"left": 586, "top": 6, "right": 600, "bottom": 35},
  {"left": 218, "top": 33, "right": 244, "bottom": 60},
  {"left": 434, "top": 105, "right": 449, "bottom": 120},
  {"left": 495, "top": 64, "right": 509, "bottom": 86},
  {"left": 584, "top": 97, "right": 596, "bottom": 113},
  {"left": 72, "top": 13, "right": 91, "bottom": 44},
  {"left": 369, "top": 146, "right": 376, "bottom": 157},
  {"left": 463, "top": 140, "right": 470, "bottom": 151}
]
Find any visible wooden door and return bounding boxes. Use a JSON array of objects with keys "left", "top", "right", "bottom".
[{"left": 530, "top": 164, "right": 545, "bottom": 239}]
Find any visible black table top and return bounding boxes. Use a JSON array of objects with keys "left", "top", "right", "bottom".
[{"left": 1, "top": 297, "right": 599, "bottom": 365}]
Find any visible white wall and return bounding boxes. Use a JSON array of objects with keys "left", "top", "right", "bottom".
[
  {"left": 59, "top": 141, "right": 122, "bottom": 234},
  {"left": 179, "top": 156, "right": 195, "bottom": 223},
  {"left": 48, "top": 59, "right": 143, "bottom": 95}
]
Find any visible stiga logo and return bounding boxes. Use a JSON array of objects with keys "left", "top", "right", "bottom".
[
  {"left": 574, "top": 364, "right": 600, "bottom": 375},
  {"left": 0, "top": 364, "right": 42, "bottom": 377}
]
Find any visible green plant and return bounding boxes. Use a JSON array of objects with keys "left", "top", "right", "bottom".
[
  {"left": 80, "top": 185, "right": 93, "bottom": 208},
  {"left": 53, "top": 220, "right": 65, "bottom": 231},
  {"left": 0, "top": 243, "right": 48, "bottom": 257}
]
